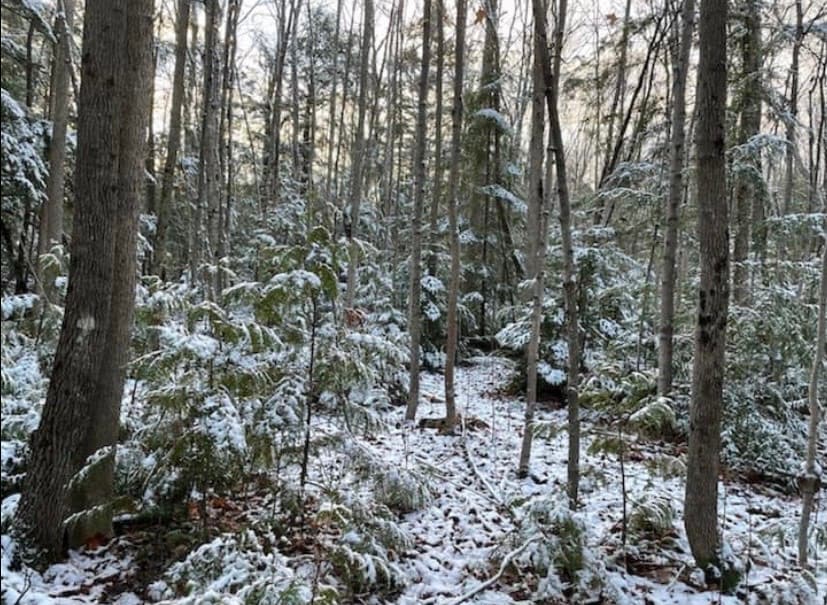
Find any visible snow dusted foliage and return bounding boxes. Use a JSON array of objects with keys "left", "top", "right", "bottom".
[
  {"left": 722, "top": 281, "right": 820, "bottom": 479},
  {"left": 151, "top": 530, "right": 316, "bottom": 604},
  {"left": 0, "top": 294, "right": 55, "bottom": 497},
  {"left": 0, "top": 88, "right": 48, "bottom": 237},
  {"left": 497, "top": 234, "right": 646, "bottom": 396}
]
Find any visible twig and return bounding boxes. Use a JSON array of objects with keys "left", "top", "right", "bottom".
[
  {"left": 461, "top": 414, "right": 505, "bottom": 509},
  {"left": 666, "top": 563, "right": 687, "bottom": 591},
  {"left": 446, "top": 537, "right": 539, "bottom": 605}
]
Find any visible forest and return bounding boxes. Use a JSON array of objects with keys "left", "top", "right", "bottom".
[{"left": 0, "top": 0, "right": 825, "bottom": 602}]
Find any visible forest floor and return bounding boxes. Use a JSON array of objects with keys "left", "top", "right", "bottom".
[{"left": 2, "top": 356, "right": 824, "bottom": 604}]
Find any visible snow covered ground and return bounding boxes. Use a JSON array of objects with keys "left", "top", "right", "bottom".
[{"left": 2, "top": 356, "right": 824, "bottom": 604}]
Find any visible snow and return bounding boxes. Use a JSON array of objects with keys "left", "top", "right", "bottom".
[
  {"left": 472, "top": 108, "right": 513, "bottom": 135},
  {"left": 0, "top": 359, "right": 822, "bottom": 603},
  {"left": 480, "top": 185, "right": 527, "bottom": 215}
]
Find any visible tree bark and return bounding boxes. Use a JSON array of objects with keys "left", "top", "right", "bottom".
[
  {"left": 684, "top": 0, "right": 729, "bottom": 569},
  {"left": 443, "top": 0, "right": 467, "bottom": 427},
  {"left": 17, "top": 0, "right": 133, "bottom": 561},
  {"left": 658, "top": 0, "right": 695, "bottom": 396},
  {"left": 217, "top": 0, "right": 240, "bottom": 291},
  {"left": 39, "top": 0, "right": 75, "bottom": 262},
  {"left": 532, "top": 0, "right": 579, "bottom": 507},
  {"left": 324, "top": 0, "right": 344, "bottom": 208},
  {"left": 518, "top": 19, "right": 548, "bottom": 477},
  {"left": 344, "top": 0, "right": 374, "bottom": 310},
  {"left": 782, "top": 0, "right": 802, "bottom": 216},
  {"left": 732, "top": 0, "right": 761, "bottom": 306},
  {"left": 426, "top": 0, "right": 445, "bottom": 277},
  {"left": 67, "top": 0, "right": 153, "bottom": 548},
  {"left": 192, "top": 0, "right": 222, "bottom": 295},
  {"left": 404, "top": 0, "right": 432, "bottom": 422},
  {"left": 153, "top": 0, "right": 190, "bottom": 279},
  {"left": 798, "top": 213, "right": 826, "bottom": 568}
]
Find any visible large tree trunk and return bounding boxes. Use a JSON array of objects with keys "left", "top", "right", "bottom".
[
  {"left": 39, "top": 0, "right": 75, "bottom": 262},
  {"left": 684, "top": 0, "right": 729, "bottom": 570},
  {"left": 657, "top": 0, "right": 695, "bottom": 396},
  {"left": 153, "top": 0, "right": 191, "bottom": 279},
  {"left": 404, "top": 0, "right": 432, "bottom": 422},
  {"left": 343, "top": 0, "right": 373, "bottom": 310},
  {"left": 732, "top": 0, "right": 761, "bottom": 306},
  {"left": 16, "top": 0, "right": 147, "bottom": 561},
  {"left": 67, "top": 0, "right": 153, "bottom": 547},
  {"left": 443, "top": 0, "right": 467, "bottom": 427}
]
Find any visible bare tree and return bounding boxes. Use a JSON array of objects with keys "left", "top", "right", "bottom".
[
  {"left": 782, "top": 0, "right": 802, "bottom": 216},
  {"left": 798, "top": 212, "right": 826, "bottom": 567},
  {"left": 518, "top": 15, "right": 548, "bottom": 477},
  {"left": 426, "top": 0, "right": 445, "bottom": 276},
  {"left": 443, "top": 0, "right": 467, "bottom": 427},
  {"left": 404, "top": 0, "right": 432, "bottom": 422},
  {"left": 344, "top": 0, "right": 374, "bottom": 310},
  {"left": 532, "top": 0, "right": 580, "bottom": 507},
  {"left": 153, "top": 0, "right": 190, "bottom": 278},
  {"left": 732, "top": 0, "right": 761, "bottom": 306},
  {"left": 658, "top": 0, "right": 695, "bottom": 396},
  {"left": 684, "top": 0, "right": 729, "bottom": 570},
  {"left": 39, "top": 0, "right": 75, "bottom": 263}
]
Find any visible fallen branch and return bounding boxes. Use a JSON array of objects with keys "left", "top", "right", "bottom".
[{"left": 446, "top": 536, "right": 539, "bottom": 605}]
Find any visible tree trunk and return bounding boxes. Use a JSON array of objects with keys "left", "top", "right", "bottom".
[
  {"left": 324, "top": 0, "right": 344, "bottom": 207},
  {"left": 598, "top": 0, "right": 631, "bottom": 188},
  {"left": 532, "top": 0, "right": 579, "bottom": 507},
  {"left": 732, "top": 0, "right": 761, "bottom": 306},
  {"left": 443, "top": 0, "right": 467, "bottom": 427},
  {"left": 16, "top": 0, "right": 134, "bottom": 561},
  {"left": 193, "top": 0, "right": 222, "bottom": 295},
  {"left": 518, "top": 19, "right": 548, "bottom": 477},
  {"left": 380, "top": 0, "right": 403, "bottom": 250},
  {"left": 153, "top": 0, "right": 190, "bottom": 279},
  {"left": 67, "top": 0, "right": 153, "bottom": 548},
  {"left": 782, "top": 0, "right": 802, "bottom": 217},
  {"left": 684, "top": 0, "right": 729, "bottom": 570},
  {"left": 344, "top": 0, "right": 374, "bottom": 310},
  {"left": 658, "top": 0, "right": 695, "bottom": 397},
  {"left": 39, "top": 0, "right": 75, "bottom": 262},
  {"left": 798, "top": 213, "right": 826, "bottom": 568},
  {"left": 404, "top": 0, "right": 432, "bottom": 422},
  {"left": 217, "top": 0, "right": 240, "bottom": 291},
  {"left": 268, "top": 0, "right": 297, "bottom": 205},
  {"left": 426, "top": 0, "right": 445, "bottom": 277}
]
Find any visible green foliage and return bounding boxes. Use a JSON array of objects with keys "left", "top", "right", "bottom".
[
  {"left": 628, "top": 493, "right": 675, "bottom": 544},
  {"left": 515, "top": 496, "right": 587, "bottom": 590},
  {"left": 157, "top": 529, "right": 315, "bottom": 604},
  {"left": 722, "top": 284, "right": 816, "bottom": 477},
  {"left": 317, "top": 499, "right": 411, "bottom": 597}
]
